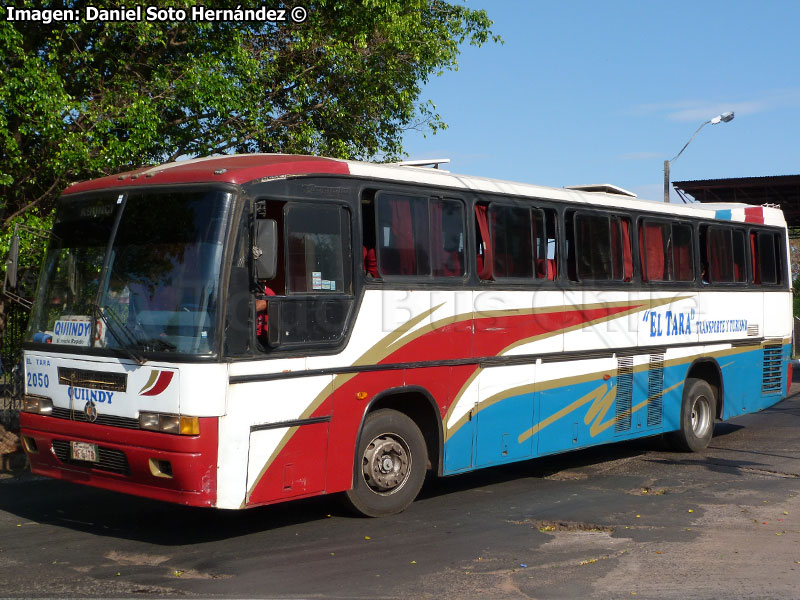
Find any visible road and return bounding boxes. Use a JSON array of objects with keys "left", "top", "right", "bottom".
[{"left": 1, "top": 386, "right": 800, "bottom": 599}]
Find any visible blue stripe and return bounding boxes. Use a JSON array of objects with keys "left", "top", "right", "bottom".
[{"left": 442, "top": 344, "right": 789, "bottom": 476}]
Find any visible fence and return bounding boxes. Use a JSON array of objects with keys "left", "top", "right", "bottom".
[{"left": 1, "top": 302, "right": 27, "bottom": 414}]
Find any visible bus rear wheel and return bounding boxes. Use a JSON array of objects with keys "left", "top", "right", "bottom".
[
  {"left": 669, "top": 378, "right": 716, "bottom": 452},
  {"left": 344, "top": 409, "right": 427, "bottom": 517}
]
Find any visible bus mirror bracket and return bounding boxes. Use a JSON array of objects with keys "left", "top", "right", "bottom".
[
  {"left": 2, "top": 222, "right": 51, "bottom": 310},
  {"left": 254, "top": 219, "right": 278, "bottom": 280}
]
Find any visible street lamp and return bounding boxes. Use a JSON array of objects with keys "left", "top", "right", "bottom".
[{"left": 663, "top": 111, "right": 734, "bottom": 202}]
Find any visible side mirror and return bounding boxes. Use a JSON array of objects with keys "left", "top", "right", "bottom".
[
  {"left": 254, "top": 219, "right": 278, "bottom": 280},
  {"left": 3, "top": 233, "right": 20, "bottom": 291}
]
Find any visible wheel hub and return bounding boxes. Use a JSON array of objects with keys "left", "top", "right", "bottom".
[
  {"left": 362, "top": 434, "right": 411, "bottom": 494},
  {"left": 690, "top": 395, "right": 711, "bottom": 437}
]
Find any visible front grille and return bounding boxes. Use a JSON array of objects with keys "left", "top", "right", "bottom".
[
  {"left": 50, "top": 407, "right": 140, "bottom": 429},
  {"left": 51, "top": 440, "right": 131, "bottom": 475},
  {"left": 58, "top": 368, "right": 127, "bottom": 392}
]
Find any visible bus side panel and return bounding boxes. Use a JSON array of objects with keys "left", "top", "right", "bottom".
[
  {"left": 536, "top": 357, "right": 618, "bottom": 456},
  {"left": 219, "top": 365, "right": 331, "bottom": 509},
  {"left": 763, "top": 292, "right": 792, "bottom": 338},
  {"left": 563, "top": 290, "right": 641, "bottom": 352},
  {"left": 325, "top": 369, "right": 405, "bottom": 495},
  {"left": 246, "top": 421, "right": 329, "bottom": 506},
  {"left": 473, "top": 363, "right": 536, "bottom": 467},
  {"left": 442, "top": 365, "right": 479, "bottom": 473}
]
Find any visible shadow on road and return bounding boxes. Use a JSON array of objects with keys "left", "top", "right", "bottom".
[
  {"left": 640, "top": 455, "right": 773, "bottom": 478},
  {"left": 0, "top": 413, "right": 759, "bottom": 545},
  {"left": 0, "top": 436, "right": 665, "bottom": 545},
  {"left": 0, "top": 476, "right": 341, "bottom": 545}
]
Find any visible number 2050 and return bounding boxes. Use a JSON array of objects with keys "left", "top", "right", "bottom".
[{"left": 27, "top": 372, "right": 49, "bottom": 389}]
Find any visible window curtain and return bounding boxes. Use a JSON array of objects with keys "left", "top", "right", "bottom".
[
  {"left": 750, "top": 232, "right": 760, "bottom": 284},
  {"left": 475, "top": 204, "right": 492, "bottom": 280},
  {"left": 430, "top": 201, "right": 446, "bottom": 276},
  {"left": 641, "top": 222, "right": 665, "bottom": 282},
  {"left": 620, "top": 219, "right": 633, "bottom": 281},
  {"left": 391, "top": 196, "right": 416, "bottom": 275}
]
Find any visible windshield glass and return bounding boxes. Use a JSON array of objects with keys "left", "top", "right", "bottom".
[{"left": 27, "top": 189, "right": 233, "bottom": 355}]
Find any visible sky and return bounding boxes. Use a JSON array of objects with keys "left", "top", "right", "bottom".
[{"left": 402, "top": 0, "right": 800, "bottom": 202}]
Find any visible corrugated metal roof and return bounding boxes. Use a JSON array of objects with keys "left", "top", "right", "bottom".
[{"left": 673, "top": 174, "right": 800, "bottom": 228}]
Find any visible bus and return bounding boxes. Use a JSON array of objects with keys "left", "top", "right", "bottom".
[{"left": 16, "top": 154, "right": 792, "bottom": 516}]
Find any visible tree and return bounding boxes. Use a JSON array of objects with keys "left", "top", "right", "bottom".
[{"left": 0, "top": 0, "right": 499, "bottom": 341}]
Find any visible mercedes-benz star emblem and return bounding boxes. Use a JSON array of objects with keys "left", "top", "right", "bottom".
[{"left": 84, "top": 400, "right": 98, "bottom": 423}]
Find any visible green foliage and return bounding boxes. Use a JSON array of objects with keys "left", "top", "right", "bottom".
[{"left": 0, "top": 0, "right": 499, "bottom": 248}]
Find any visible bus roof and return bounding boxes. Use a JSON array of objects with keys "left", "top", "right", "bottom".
[{"left": 63, "top": 153, "right": 787, "bottom": 228}]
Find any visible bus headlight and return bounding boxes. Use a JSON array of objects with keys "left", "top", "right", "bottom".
[
  {"left": 22, "top": 395, "right": 53, "bottom": 415},
  {"left": 138, "top": 411, "right": 200, "bottom": 435}
]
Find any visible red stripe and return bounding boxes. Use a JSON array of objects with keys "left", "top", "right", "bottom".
[
  {"left": 248, "top": 303, "right": 643, "bottom": 505},
  {"left": 141, "top": 371, "right": 174, "bottom": 396},
  {"left": 744, "top": 207, "right": 764, "bottom": 224}
]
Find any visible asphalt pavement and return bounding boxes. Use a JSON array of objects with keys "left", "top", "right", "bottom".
[{"left": 1, "top": 384, "right": 799, "bottom": 599}]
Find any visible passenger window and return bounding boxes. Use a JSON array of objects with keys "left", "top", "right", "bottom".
[
  {"left": 476, "top": 203, "right": 554, "bottom": 281},
  {"left": 286, "top": 203, "right": 351, "bottom": 294},
  {"left": 672, "top": 224, "right": 695, "bottom": 282},
  {"left": 376, "top": 193, "right": 430, "bottom": 276},
  {"left": 490, "top": 205, "right": 533, "bottom": 279},
  {"left": 709, "top": 227, "right": 731, "bottom": 282},
  {"left": 752, "top": 230, "right": 781, "bottom": 285},
  {"left": 569, "top": 212, "right": 630, "bottom": 282},
  {"left": 372, "top": 192, "right": 465, "bottom": 279},
  {"left": 431, "top": 199, "right": 465, "bottom": 277},
  {"left": 704, "top": 226, "right": 742, "bottom": 284},
  {"left": 640, "top": 220, "right": 693, "bottom": 282}
]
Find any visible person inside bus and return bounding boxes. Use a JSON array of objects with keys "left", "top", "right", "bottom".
[{"left": 255, "top": 285, "right": 276, "bottom": 341}]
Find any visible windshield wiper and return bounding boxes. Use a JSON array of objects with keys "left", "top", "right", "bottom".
[
  {"left": 137, "top": 338, "right": 177, "bottom": 352},
  {"left": 91, "top": 303, "right": 146, "bottom": 365}
]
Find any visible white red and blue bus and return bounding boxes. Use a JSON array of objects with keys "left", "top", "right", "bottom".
[{"left": 17, "top": 154, "right": 792, "bottom": 516}]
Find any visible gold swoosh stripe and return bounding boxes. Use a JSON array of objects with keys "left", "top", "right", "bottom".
[{"left": 448, "top": 342, "right": 762, "bottom": 441}]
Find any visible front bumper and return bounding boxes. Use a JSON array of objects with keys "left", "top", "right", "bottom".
[{"left": 20, "top": 412, "right": 218, "bottom": 507}]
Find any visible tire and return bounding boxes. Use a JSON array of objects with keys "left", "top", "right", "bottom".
[
  {"left": 668, "top": 378, "right": 717, "bottom": 452},
  {"left": 344, "top": 409, "right": 427, "bottom": 517}
]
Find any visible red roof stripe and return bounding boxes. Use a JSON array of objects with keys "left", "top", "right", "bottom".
[
  {"left": 743, "top": 206, "right": 765, "bottom": 224},
  {"left": 63, "top": 155, "right": 350, "bottom": 195}
]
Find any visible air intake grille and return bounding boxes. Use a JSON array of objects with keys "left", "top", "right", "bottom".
[
  {"left": 58, "top": 368, "right": 127, "bottom": 392},
  {"left": 615, "top": 356, "right": 633, "bottom": 432},
  {"left": 647, "top": 353, "right": 665, "bottom": 427},
  {"left": 50, "top": 407, "right": 139, "bottom": 429},
  {"left": 762, "top": 345, "right": 783, "bottom": 393},
  {"left": 51, "top": 440, "right": 130, "bottom": 475}
]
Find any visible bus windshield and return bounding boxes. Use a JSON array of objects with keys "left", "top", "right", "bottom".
[{"left": 27, "top": 189, "right": 233, "bottom": 355}]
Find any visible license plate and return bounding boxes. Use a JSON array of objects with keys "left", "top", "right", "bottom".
[{"left": 70, "top": 441, "right": 98, "bottom": 463}]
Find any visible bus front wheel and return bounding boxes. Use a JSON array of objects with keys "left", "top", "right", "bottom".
[
  {"left": 344, "top": 409, "right": 427, "bottom": 517},
  {"left": 669, "top": 378, "right": 716, "bottom": 452}
]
